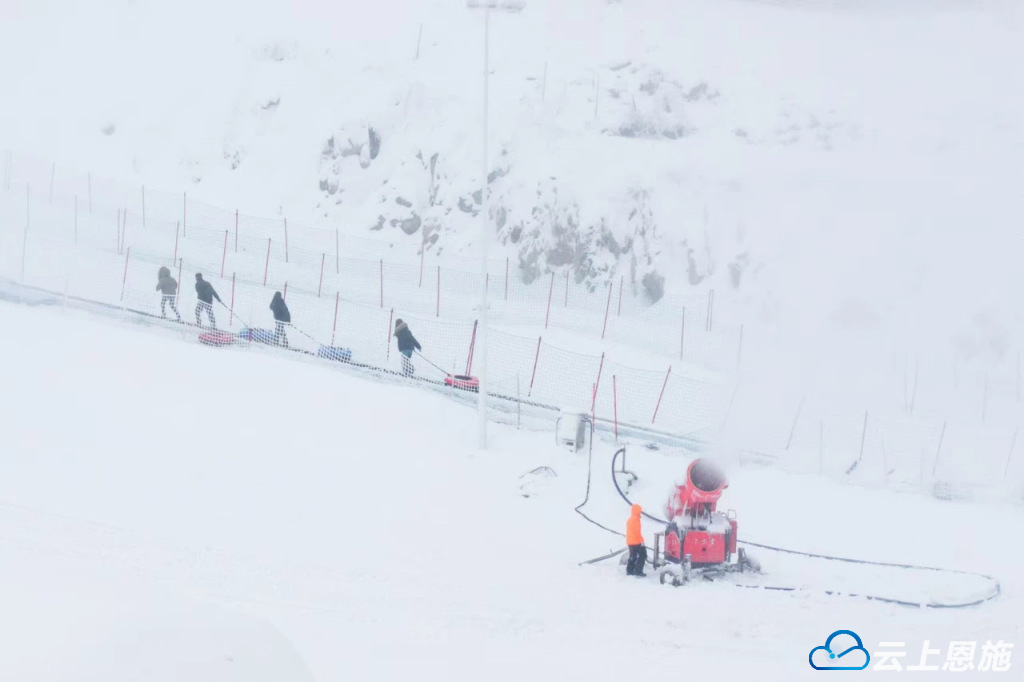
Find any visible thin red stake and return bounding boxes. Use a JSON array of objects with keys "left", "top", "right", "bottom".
[
  {"left": 544, "top": 271, "right": 554, "bottom": 328},
  {"left": 234, "top": 210, "right": 239, "bottom": 252},
  {"left": 230, "top": 273, "right": 236, "bottom": 325},
  {"left": 318, "top": 253, "right": 325, "bottom": 297},
  {"left": 283, "top": 281, "right": 288, "bottom": 301},
  {"left": 612, "top": 375, "right": 618, "bottom": 442},
  {"left": 653, "top": 366, "right": 671, "bottom": 424},
  {"left": 680, "top": 307, "right": 686, "bottom": 360},
  {"left": 617, "top": 275, "right": 623, "bottom": 316},
  {"left": 419, "top": 242, "right": 425, "bottom": 287},
  {"left": 120, "top": 248, "right": 131, "bottom": 301},
  {"left": 121, "top": 209, "right": 127, "bottom": 254},
  {"left": 331, "top": 291, "right": 340, "bottom": 345},
  {"left": 528, "top": 336, "right": 542, "bottom": 397},
  {"left": 436, "top": 265, "right": 441, "bottom": 317},
  {"left": 220, "top": 230, "right": 228, "bottom": 277},
  {"left": 564, "top": 270, "right": 569, "bottom": 307},
  {"left": 601, "top": 282, "right": 612, "bottom": 339},
  {"left": 379, "top": 259, "right": 384, "bottom": 308},
  {"left": 263, "top": 238, "right": 271, "bottom": 286},
  {"left": 386, "top": 308, "right": 394, "bottom": 361},
  {"left": 504, "top": 257, "right": 509, "bottom": 301},
  {"left": 590, "top": 353, "right": 605, "bottom": 414},
  {"left": 176, "top": 259, "right": 182, "bottom": 299},
  {"left": 466, "top": 320, "right": 478, "bottom": 375},
  {"left": 173, "top": 221, "right": 180, "bottom": 263},
  {"left": 283, "top": 218, "right": 289, "bottom": 263}
]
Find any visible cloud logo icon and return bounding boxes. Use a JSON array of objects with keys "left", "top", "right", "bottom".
[{"left": 809, "top": 630, "right": 871, "bottom": 670}]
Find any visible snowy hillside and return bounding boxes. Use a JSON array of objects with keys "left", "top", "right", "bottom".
[
  {"left": 3, "top": 0, "right": 1023, "bottom": 332},
  {"left": 1, "top": 301, "right": 1021, "bottom": 681}
]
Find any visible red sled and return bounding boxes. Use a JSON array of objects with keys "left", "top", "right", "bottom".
[
  {"left": 199, "top": 330, "right": 237, "bottom": 347},
  {"left": 444, "top": 374, "right": 479, "bottom": 392}
]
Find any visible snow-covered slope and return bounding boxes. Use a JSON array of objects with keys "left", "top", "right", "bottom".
[
  {"left": 1, "top": 300, "right": 1021, "bottom": 680},
  {"left": 2, "top": 0, "right": 1022, "bottom": 333}
]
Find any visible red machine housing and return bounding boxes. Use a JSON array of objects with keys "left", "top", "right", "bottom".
[{"left": 662, "top": 459, "right": 737, "bottom": 567}]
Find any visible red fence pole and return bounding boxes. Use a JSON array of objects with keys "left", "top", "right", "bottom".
[
  {"left": 544, "top": 272, "right": 554, "bottom": 328},
  {"left": 230, "top": 273, "right": 236, "bottom": 325},
  {"left": 284, "top": 218, "right": 289, "bottom": 263},
  {"left": 617, "top": 275, "right": 623, "bottom": 316},
  {"left": 220, "top": 230, "right": 228, "bottom": 277},
  {"left": 680, "top": 307, "right": 686, "bottom": 360},
  {"left": 590, "top": 353, "right": 605, "bottom": 415},
  {"left": 504, "top": 257, "right": 509, "bottom": 301},
  {"left": 176, "top": 258, "right": 182, "bottom": 299},
  {"left": 436, "top": 265, "right": 441, "bottom": 317},
  {"left": 613, "top": 375, "right": 618, "bottom": 442},
  {"left": 386, "top": 308, "right": 394, "bottom": 360},
  {"left": 318, "top": 253, "right": 325, "bottom": 297},
  {"left": 331, "top": 291, "right": 340, "bottom": 345},
  {"left": 283, "top": 281, "right": 288, "bottom": 301},
  {"left": 528, "top": 336, "right": 542, "bottom": 397},
  {"left": 419, "top": 243, "right": 425, "bottom": 287},
  {"left": 120, "top": 248, "right": 130, "bottom": 301},
  {"left": 234, "top": 210, "right": 239, "bottom": 252},
  {"left": 263, "top": 238, "right": 271, "bottom": 286},
  {"left": 173, "top": 220, "right": 180, "bottom": 263},
  {"left": 653, "top": 366, "right": 671, "bottom": 424},
  {"left": 120, "top": 209, "right": 128, "bottom": 254},
  {"left": 379, "top": 259, "right": 384, "bottom": 308},
  {"left": 466, "top": 320, "right": 478, "bottom": 375},
  {"left": 601, "top": 283, "right": 612, "bottom": 339}
]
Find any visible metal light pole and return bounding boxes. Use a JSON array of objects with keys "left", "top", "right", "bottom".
[{"left": 467, "top": 0, "right": 524, "bottom": 449}]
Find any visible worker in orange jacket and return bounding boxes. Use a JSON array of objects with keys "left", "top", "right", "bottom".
[{"left": 626, "top": 504, "right": 647, "bottom": 577}]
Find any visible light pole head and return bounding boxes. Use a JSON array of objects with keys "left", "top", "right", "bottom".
[{"left": 467, "top": 0, "right": 526, "bottom": 12}]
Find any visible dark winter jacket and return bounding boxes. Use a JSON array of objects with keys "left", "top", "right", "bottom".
[
  {"left": 393, "top": 320, "right": 421, "bottom": 353},
  {"left": 195, "top": 277, "right": 221, "bottom": 304},
  {"left": 270, "top": 292, "right": 291, "bottom": 323},
  {"left": 156, "top": 267, "right": 177, "bottom": 296}
]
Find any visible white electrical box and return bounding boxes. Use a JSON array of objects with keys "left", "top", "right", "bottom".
[{"left": 555, "top": 410, "right": 592, "bottom": 452}]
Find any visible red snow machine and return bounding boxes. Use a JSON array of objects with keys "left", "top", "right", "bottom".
[{"left": 652, "top": 458, "right": 759, "bottom": 586}]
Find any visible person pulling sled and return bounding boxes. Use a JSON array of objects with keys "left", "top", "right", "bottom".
[
  {"left": 270, "top": 291, "right": 290, "bottom": 348},
  {"left": 194, "top": 273, "right": 222, "bottom": 329},
  {"left": 156, "top": 266, "right": 181, "bottom": 322},
  {"left": 626, "top": 504, "right": 647, "bottom": 577},
  {"left": 393, "top": 318, "right": 421, "bottom": 377}
]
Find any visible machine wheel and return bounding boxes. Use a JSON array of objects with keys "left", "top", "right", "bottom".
[
  {"left": 660, "top": 568, "right": 684, "bottom": 587},
  {"left": 738, "top": 548, "right": 761, "bottom": 573}
]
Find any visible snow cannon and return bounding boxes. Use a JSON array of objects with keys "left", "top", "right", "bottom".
[
  {"left": 665, "top": 458, "right": 728, "bottom": 520},
  {"left": 653, "top": 458, "right": 759, "bottom": 586}
]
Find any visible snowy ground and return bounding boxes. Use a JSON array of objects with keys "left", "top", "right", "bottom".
[{"left": 1, "top": 300, "right": 1020, "bottom": 680}]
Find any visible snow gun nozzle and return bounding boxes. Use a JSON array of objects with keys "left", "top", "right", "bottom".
[{"left": 669, "top": 458, "right": 729, "bottom": 519}]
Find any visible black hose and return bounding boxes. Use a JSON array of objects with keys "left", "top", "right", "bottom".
[{"left": 586, "top": 448, "right": 1001, "bottom": 609}]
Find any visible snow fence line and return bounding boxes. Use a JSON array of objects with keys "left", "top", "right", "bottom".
[
  {"left": 0, "top": 277, "right": 716, "bottom": 451},
  {"left": 0, "top": 149, "right": 742, "bottom": 371}
]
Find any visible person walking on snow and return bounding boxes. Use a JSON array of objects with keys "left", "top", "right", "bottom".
[
  {"left": 156, "top": 266, "right": 181, "bottom": 322},
  {"left": 626, "top": 504, "right": 647, "bottom": 577},
  {"left": 393, "top": 318, "right": 421, "bottom": 377},
  {"left": 270, "top": 291, "right": 291, "bottom": 348},
  {"left": 194, "top": 273, "right": 222, "bottom": 329}
]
